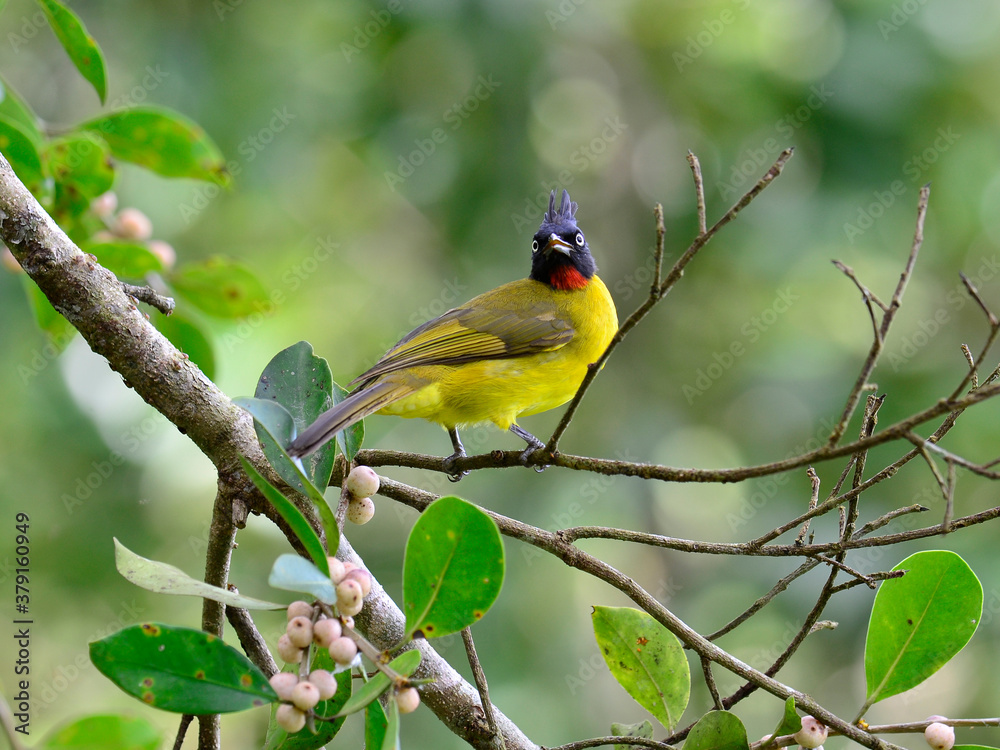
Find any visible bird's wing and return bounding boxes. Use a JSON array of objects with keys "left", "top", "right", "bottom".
[{"left": 353, "top": 282, "right": 574, "bottom": 383}]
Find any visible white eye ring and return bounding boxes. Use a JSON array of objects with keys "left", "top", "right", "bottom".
[
  {"left": 531, "top": 239, "right": 539, "bottom": 253},
  {"left": 575, "top": 233, "right": 584, "bottom": 246}
]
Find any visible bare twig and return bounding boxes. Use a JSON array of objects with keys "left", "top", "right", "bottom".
[
  {"left": 544, "top": 737, "right": 677, "bottom": 750},
  {"left": 544, "top": 149, "right": 794, "bottom": 455},
  {"left": 226, "top": 605, "right": 279, "bottom": 677},
  {"left": 795, "top": 468, "right": 821, "bottom": 545},
  {"left": 702, "top": 656, "right": 724, "bottom": 710},
  {"left": 122, "top": 281, "right": 175, "bottom": 315},
  {"left": 828, "top": 185, "right": 930, "bottom": 447},
  {"left": 687, "top": 150, "right": 707, "bottom": 235},
  {"left": 462, "top": 628, "right": 500, "bottom": 738}
]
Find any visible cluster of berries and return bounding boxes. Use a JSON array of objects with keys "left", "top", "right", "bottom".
[
  {"left": 270, "top": 559, "right": 371, "bottom": 732},
  {"left": 345, "top": 466, "right": 379, "bottom": 525}
]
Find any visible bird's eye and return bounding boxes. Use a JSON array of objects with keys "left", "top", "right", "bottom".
[
  {"left": 531, "top": 240, "right": 539, "bottom": 253},
  {"left": 575, "top": 233, "right": 585, "bottom": 246}
]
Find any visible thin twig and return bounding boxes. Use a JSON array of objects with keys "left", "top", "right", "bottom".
[
  {"left": 172, "top": 716, "right": 195, "bottom": 750},
  {"left": 795, "top": 468, "right": 821, "bottom": 545},
  {"left": 462, "top": 627, "right": 500, "bottom": 737},
  {"left": 543, "top": 737, "right": 678, "bottom": 750},
  {"left": 122, "top": 281, "right": 175, "bottom": 315},
  {"left": 706, "top": 559, "right": 821, "bottom": 640},
  {"left": 827, "top": 569, "right": 905, "bottom": 594},
  {"left": 702, "top": 656, "right": 724, "bottom": 710},
  {"left": 651, "top": 203, "right": 666, "bottom": 296},
  {"left": 961, "top": 344, "right": 978, "bottom": 390},
  {"left": 810, "top": 554, "right": 877, "bottom": 588},
  {"left": 687, "top": 150, "right": 707, "bottom": 235},
  {"left": 543, "top": 149, "right": 794, "bottom": 455},
  {"left": 828, "top": 185, "right": 930, "bottom": 447},
  {"left": 226, "top": 605, "right": 279, "bottom": 677}
]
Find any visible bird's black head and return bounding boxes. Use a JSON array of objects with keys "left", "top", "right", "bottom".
[{"left": 529, "top": 189, "right": 597, "bottom": 291}]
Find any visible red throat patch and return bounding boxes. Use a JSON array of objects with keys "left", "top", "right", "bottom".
[{"left": 549, "top": 265, "right": 589, "bottom": 291}]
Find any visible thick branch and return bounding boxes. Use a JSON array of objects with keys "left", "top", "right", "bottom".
[{"left": 0, "top": 153, "right": 536, "bottom": 750}]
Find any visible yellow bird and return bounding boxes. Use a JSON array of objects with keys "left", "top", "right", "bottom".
[{"left": 288, "top": 189, "right": 618, "bottom": 477}]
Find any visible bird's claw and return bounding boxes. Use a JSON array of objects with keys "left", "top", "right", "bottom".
[
  {"left": 443, "top": 452, "right": 469, "bottom": 482},
  {"left": 519, "top": 444, "right": 549, "bottom": 473}
]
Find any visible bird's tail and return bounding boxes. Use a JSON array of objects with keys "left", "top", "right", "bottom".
[{"left": 287, "top": 380, "right": 415, "bottom": 457}]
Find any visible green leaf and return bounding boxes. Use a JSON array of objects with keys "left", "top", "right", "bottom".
[
  {"left": 611, "top": 720, "right": 653, "bottom": 750},
  {"left": 953, "top": 746, "right": 1000, "bottom": 750},
  {"left": 37, "top": 714, "right": 161, "bottom": 750},
  {"left": 36, "top": 0, "right": 107, "bottom": 103},
  {"left": 381, "top": 696, "right": 400, "bottom": 750},
  {"left": 264, "top": 653, "right": 352, "bottom": 749},
  {"left": 864, "top": 550, "right": 983, "bottom": 708},
  {"left": 334, "top": 649, "right": 421, "bottom": 718},
  {"left": 683, "top": 711, "right": 750, "bottom": 750},
  {"left": 0, "top": 78, "right": 42, "bottom": 143},
  {"left": 333, "top": 380, "right": 365, "bottom": 462},
  {"left": 403, "top": 496, "right": 504, "bottom": 639},
  {"left": 45, "top": 134, "right": 114, "bottom": 219},
  {"left": 765, "top": 697, "right": 801, "bottom": 745},
  {"left": 366, "top": 698, "right": 389, "bottom": 750},
  {"left": 593, "top": 606, "right": 690, "bottom": 731},
  {"left": 235, "top": 397, "right": 339, "bottom": 556},
  {"left": 240, "top": 457, "right": 330, "bottom": 578},
  {"left": 86, "top": 241, "right": 163, "bottom": 278},
  {"left": 254, "top": 341, "right": 337, "bottom": 492},
  {"left": 114, "top": 538, "right": 284, "bottom": 610},
  {"left": 0, "top": 114, "right": 44, "bottom": 191},
  {"left": 22, "top": 276, "right": 76, "bottom": 351},
  {"left": 90, "top": 623, "right": 276, "bottom": 713},
  {"left": 268, "top": 553, "right": 337, "bottom": 604},
  {"left": 79, "top": 106, "right": 226, "bottom": 183},
  {"left": 168, "top": 256, "right": 269, "bottom": 318},
  {"left": 153, "top": 312, "right": 216, "bottom": 381}
]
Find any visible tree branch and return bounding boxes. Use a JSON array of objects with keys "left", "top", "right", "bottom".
[{"left": 0, "top": 152, "right": 538, "bottom": 750}]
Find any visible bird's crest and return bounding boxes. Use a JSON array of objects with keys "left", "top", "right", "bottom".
[{"left": 543, "top": 189, "right": 578, "bottom": 224}]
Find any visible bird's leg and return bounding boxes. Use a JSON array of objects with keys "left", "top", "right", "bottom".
[
  {"left": 443, "top": 427, "right": 469, "bottom": 482},
  {"left": 510, "top": 424, "right": 548, "bottom": 472}
]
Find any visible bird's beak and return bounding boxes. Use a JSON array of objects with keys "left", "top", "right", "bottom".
[{"left": 545, "top": 234, "right": 574, "bottom": 256}]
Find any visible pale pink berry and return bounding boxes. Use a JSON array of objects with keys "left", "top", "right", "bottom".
[
  {"left": 148, "top": 240, "right": 176, "bottom": 269},
  {"left": 290, "top": 680, "right": 320, "bottom": 711},
  {"left": 114, "top": 208, "right": 153, "bottom": 240},
  {"left": 309, "top": 669, "right": 337, "bottom": 700},
  {"left": 327, "top": 557, "right": 346, "bottom": 584},
  {"left": 794, "top": 716, "right": 828, "bottom": 749},
  {"left": 313, "top": 617, "right": 342, "bottom": 648},
  {"left": 344, "top": 568, "right": 372, "bottom": 597},
  {"left": 337, "top": 578, "right": 364, "bottom": 616},
  {"left": 276, "top": 633, "right": 303, "bottom": 664},
  {"left": 91, "top": 191, "right": 117, "bottom": 218},
  {"left": 328, "top": 636, "right": 358, "bottom": 665},
  {"left": 286, "top": 601, "right": 313, "bottom": 621},
  {"left": 268, "top": 672, "right": 299, "bottom": 701},
  {"left": 924, "top": 722, "right": 955, "bottom": 750},
  {"left": 275, "top": 703, "right": 306, "bottom": 732},
  {"left": 346, "top": 496, "right": 375, "bottom": 524},
  {"left": 286, "top": 616, "right": 313, "bottom": 649},
  {"left": 396, "top": 686, "right": 420, "bottom": 714},
  {"left": 346, "top": 466, "right": 379, "bottom": 499}
]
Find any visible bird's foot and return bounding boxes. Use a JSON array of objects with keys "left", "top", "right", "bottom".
[
  {"left": 510, "top": 425, "right": 548, "bottom": 472},
  {"left": 444, "top": 428, "right": 470, "bottom": 482},
  {"left": 443, "top": 451, "right": 469, "bottom": 482}
]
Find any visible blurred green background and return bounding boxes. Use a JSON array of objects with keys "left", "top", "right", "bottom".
[{"left": 2, "top": 0, "right": 1000, "bottom": 746}]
